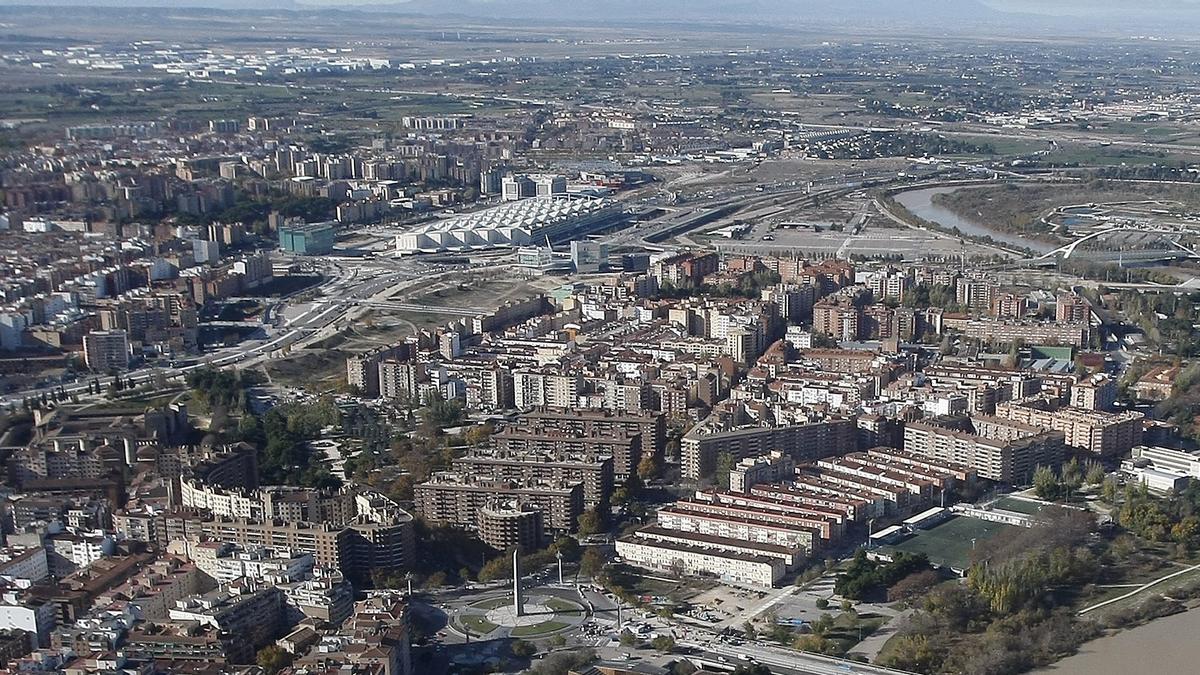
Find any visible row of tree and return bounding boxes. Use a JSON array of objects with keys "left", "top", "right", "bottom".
[
  {"left": 835, "top": 550, "right": 932, "bottom": 601},
  {"left": 881, "top": 507, "right": 1103, "bottom": 674}
]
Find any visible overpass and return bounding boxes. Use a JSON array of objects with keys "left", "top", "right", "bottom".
[
  {"left": 1037, "top": 226, "right": 1200, "bottom": 261},
  {"left": 313, "top": 297, "right": 488, "bottom": 317}
]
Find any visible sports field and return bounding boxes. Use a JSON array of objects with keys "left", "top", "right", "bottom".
[
  {"left": 879, "top": 515, "right": 1017, "bottom": 572},
  {"left": 991, "top": 495, "right": 1050, "bottom": 516}
]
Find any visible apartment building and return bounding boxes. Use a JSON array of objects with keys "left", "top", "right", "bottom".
[
  {"left": 729, "top": 451, "right": 796, "bottom": 493},
  {"left": 960, "top": 319, "right": 1089, "bottom": 347},
  {"left": 453, "top": 450, "right": 614, "bottom": 510},
  {"left": 903, "top": 417, "right": 1064, "bottom": 483},
  {"left": 492, "top": 427, "right": 640, "bottom": 482},
  {"left": 655, "top": 503, "right": 819, "bottom": 553},
  {"left": 82, "top": 330, "right": 129, "bottom": 373},
  {"left": 512, "top": 371, "right": 583, "bottom": 409},
  {"left": 994, "top": 398, "right": 1142, "bottom": 458},
  {"left": 509, "top": 408, "right": 666, "bottom": 463},
  {"left": 616, "top": 531, "right": 786, "bottom": 588},
  {"left": 681, "top": 418, "right": 856, "bottom": 480},
  {"left": 346, "top": 343, "right": 413, "bottom": 397},
  {"left": 168, "top": 583, "right": 285, "bottom": 664},
  {"left": 1070, "top": 373, "right": 1118, "bottom": 411},
  {"left": 414, "top": 473, "right": 584, "bottom": 535},
  {"left": 478, "top": 498, "right": 544, "bottom": 553}
]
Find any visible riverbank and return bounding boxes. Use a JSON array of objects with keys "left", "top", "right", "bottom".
[
  {"left": 892, "top": 185, "right": 1055, "bottom": 254},
  {"left": 1039, "top": 606, "right": 1200, "bottom": 674}
]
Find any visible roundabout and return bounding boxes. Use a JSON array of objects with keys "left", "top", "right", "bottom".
[{"left": 454, "top": 592, "right": 587, "bottom": 639}]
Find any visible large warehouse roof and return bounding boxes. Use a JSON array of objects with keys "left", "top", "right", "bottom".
[{"left": 396, "top": 195, "right": 624, "bottom": 254}]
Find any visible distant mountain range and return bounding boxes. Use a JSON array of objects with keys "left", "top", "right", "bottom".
[
  {"left": 349, "top": 0, "right": 1004, "bottom": 23},
  {"left": 3, "top": 0, "right": 1200, "bottom": 35},
  {"left": 0, "top": 0, "right": 297, "bottom": 7}
]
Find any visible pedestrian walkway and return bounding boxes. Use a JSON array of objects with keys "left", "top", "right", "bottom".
[{"left": 850, "top": 608, "right": 914, "bottom": 663}]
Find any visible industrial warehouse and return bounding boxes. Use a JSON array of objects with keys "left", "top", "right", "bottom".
[{"left": 394, "top": 194, "right": 626, "bottom": 254}]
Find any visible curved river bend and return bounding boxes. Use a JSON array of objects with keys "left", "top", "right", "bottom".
[{"left": 892, "top": 186, "right": 1056, "bottom": 254}]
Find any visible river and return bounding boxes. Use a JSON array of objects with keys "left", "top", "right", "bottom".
[
  {"left": 1039, "top": 607, "right": 1200, "bottom": 674},
  {"left": 892, "top": 186, "right": 1055, "bottom": 254}
]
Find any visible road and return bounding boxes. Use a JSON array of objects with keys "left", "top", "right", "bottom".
[
  {"left": 683, "top": 640, "right": 916, "bottom": 675},
  {"left": 1, "top": 256, "right": 431, "bottom": 409}
]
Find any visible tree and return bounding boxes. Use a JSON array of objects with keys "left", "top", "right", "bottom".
[
  {"left": 1101, "top": 476, "right": 1119, "bottom": 504},
  {"left": 651, "top": 635, "right": 676, "bottom": 652},
  {"left": 887, "top": 570, "right": 942, "bottom": 603},
  {"left": 714, "top": 452, "right": 734, "bottom": 489},
  {"left": 580, "top": 547, "right": 605, "bottom": 578},
  {"left": 1033, "top": 465, "right": 1061, "bottom": 500},
  {"left": 1172, "top": 515, "right": 1200, "bottom": 547},
  {"left": 577, "top": 508, "right": 604, "bottom": 536},
  {"left": 619, "top": 629, "right": 638, "bottom": 646},
  {"left": 511, "top": 639, "right": 538, "bottom": 658},
  {"left": 880, "top": 634, "right": 938, "bottom": 673},
  {"left": 256, "top": 645, "right": 293, "bottom": 675},
  {"left": 637, "top": 454, "right": 661, "bottom": 481},
  {"left": 731, "top": 665, "right": 773, "bottom": 675},
  {"left": 464, "top": 422, "right": 494, "bottom": 447},
  {"left": 792, "top": 633, "right": 837, "bottom": 655},
  {"left": 1061, "top": 458, "right": 1084, "bottom": 495},
  {"left": 479, "top": 555, "right": 513, "bottom": 582},
  {"left": 549, "top": 634, "right": 567, "bottom": 648},
  {"left": 1086, "top": 464, "right": 1107, "bottom": 486},
  {"left": 815, "top": 597, "right": 830, "bottom": 610},
  {"left": 550, "top": 536, "right": 581, "bottom": 562},
  {"left": 613, "top": 486, "right": 631, "bottom": 507}
]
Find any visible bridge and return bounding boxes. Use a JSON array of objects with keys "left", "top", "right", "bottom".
[{"left": 1036, "top": 225, "right": 1200, "bottom": 262}]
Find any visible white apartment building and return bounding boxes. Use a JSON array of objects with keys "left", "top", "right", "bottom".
[
  {"left": 0, "top": 548, "right": 49, "bottom": 587},
  {"left": 616, "top": 533, "right": 785, "bottom": 588},
  {"left": 0, "top": 591, "right": 56, "bottom": 646}
]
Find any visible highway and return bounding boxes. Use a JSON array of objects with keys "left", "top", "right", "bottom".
[
  {"left": 680, "top": 639, "right": 916, "bottom": 675},
  {"left": 0, "top": 253, "right": 533, "bottom": 410},
  {"left": 0, "top": 257, "right": 429, "bottom": 409}
]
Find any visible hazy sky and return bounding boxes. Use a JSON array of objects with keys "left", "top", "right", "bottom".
[
  {"left": 10, "top": 0, "right": 1200, "bottom": 28},
  {"left": 987, "top": 0, "right": 1200, "bottom": 14},
  {"left": 10, "top": 0, "right": 1200, "bottom": 12}
]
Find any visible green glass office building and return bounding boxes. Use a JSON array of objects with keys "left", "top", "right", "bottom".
[{"left": 279, "top": 220, "right": 337, "bottom": 255}]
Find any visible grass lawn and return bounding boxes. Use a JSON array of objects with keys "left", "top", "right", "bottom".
[
  {"left": 1084, "top": 565, "right": 1200, "bottom": 624},
  {"left": 470, "top": 597, "right": 511, "bottom": 610},
  {"left": 612, "top": 565, "right": 717, "bottom": 602},
  {"left": 825, "top": 612, "right": 889, "bottom": 654},
  {"left": 510, "top": 620, "right": 569, "bottom": 637},
  {"left": 459, "top": 614, "right": 499, "bottom": 635},
  {"left": 263, "top": 348, "right": 349, "bottom": 388},
  {"left": 545, "top": 597, "right": 584, "bottom": 614}
]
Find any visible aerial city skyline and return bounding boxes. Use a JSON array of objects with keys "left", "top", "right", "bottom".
[{"left": 0, "top": 2, "right": 1199, "bottom": 675}]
